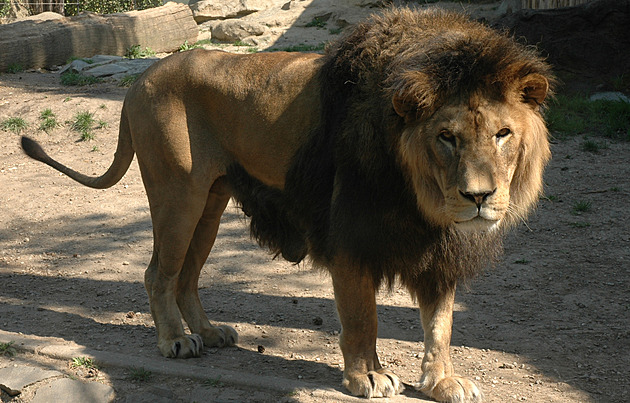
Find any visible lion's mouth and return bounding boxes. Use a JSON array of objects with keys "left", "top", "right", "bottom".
[{"left": 454, "top": 216, "right": 500, "bottom": 232}]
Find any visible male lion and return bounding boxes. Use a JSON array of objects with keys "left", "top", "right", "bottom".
[{"left": 21, "top": 8, "right": 553, "bottom": 402}]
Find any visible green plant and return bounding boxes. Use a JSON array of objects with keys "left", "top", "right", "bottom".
[
  {"left": 64, "top": 97, "right": 72, "bottom": 102},
  {"left": 38, "top": 108, "right": 59, "bottom": 132},
  {"left": 329, "top": 27, "right": 342, "bottom": 35},
  {"left": 203, "top": 376, "right": 223, "bottom": 388},
  {"left": 179, "top": 40, "right": 201, "bottom": 52},
  {"left": 64, "top": 0, "right": 162, "bottom": 16},
  {"left": 0, "top": 1, "right": 11, "bottom": 18},
  {"left": 0, "top": 341, "right": 17, "bottom": 357},
  {"left": 1, "top": 117, "right": 28, "bottom": 134},
  {"left": 128, "top": 367, "right": 153, "bottom": 382},
  {"left": 305, "top": 17, "right": 327, "bottom": 29},
  {"left": 69, "top": 111, "right": 96, "bottom": 141},
  {"left": 91, "top": 145, "right": 100, "bottom": 152},
  {"left": 61, "top": 72, "right": 102, "bottom": 86},
  {"left": 97, "top": 120, "right": 108, "bottom": 129},
  {"left": 119, "top": 74, "right": 140, "bottom": 87},
  {"left": 125, "top": 45, "right": 156, "bottom": 59},
  {"left": 195, "top": 39, "right": 213, "bottom": 46},
  {"left": 572, "top": 200, "right": 592, "bottom": 215},
  {"left": 6, "top": 63, "right": 24, "bottom": 74},
  {"left": 581, "top": 139, "right": 603, "bottom": 153},
  {"left": 514, "top": 258, "right": 530, "bottom": 264},
  {"left": 71, "top": 356, "right": 97, "bottom": 369}
]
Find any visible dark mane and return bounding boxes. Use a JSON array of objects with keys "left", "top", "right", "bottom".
[{"left": 228, "top": 7, "right": 550, "bottom": 301}]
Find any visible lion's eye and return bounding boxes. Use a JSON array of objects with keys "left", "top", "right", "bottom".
[
  {"left": 438, "top": 129, "right": 456, "bottom": 146},
  {"left": 496, "top": 128, "right": 511, "bottom": 140}
]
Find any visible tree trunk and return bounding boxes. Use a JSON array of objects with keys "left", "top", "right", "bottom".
[{"left": 0, "top": 2, "right": 198, "bottom": 72}]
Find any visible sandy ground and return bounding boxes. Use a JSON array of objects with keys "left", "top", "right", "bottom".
[{"left": 1, "top": 4, "right": 630, "bottom": 402}]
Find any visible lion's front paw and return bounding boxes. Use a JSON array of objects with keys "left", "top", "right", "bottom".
[
  {"left": 159, "top": 334, "right": 204, "bottom": 358},
  {"left": 201, "top": 325, "right": 238, "bottom": 348},
  {"left": 418, "top": 375, "right": 482, "bottom": 403},
  {"left": 343, "top": 368, "right": 404, "bottom": 398}
]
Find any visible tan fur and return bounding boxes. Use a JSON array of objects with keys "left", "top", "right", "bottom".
[{"left": 21, "top": 8, "right": 553, "bottom": 403}]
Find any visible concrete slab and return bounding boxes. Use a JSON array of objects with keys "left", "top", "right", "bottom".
[
  {"left": 0, "top": 365, "right": 61, "bottom": 396},
  {"left": 31, "top": 378, "right": 115, "bottom": 403}
]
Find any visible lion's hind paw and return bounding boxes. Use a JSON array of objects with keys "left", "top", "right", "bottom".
[{"left": 344, "top": 368, "right": 404, "bottom": 398}]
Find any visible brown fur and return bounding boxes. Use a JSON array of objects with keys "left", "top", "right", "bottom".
[{"left": 21, "top": 8, "right": 553, "bottom": 402}]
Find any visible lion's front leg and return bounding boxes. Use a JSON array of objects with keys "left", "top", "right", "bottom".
[
  {"left": 330, "top": 265, "right": 404, "bottom": 398},
  {"left": 417, "top": 286, "right": 482, "bottom": 403}
]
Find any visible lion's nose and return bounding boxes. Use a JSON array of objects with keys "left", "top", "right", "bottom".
[{"left": 459, "top": 188, "right": 496, "bottom": 208}]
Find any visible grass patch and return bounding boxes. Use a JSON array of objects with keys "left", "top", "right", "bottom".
[
  {"left": 39, "top": 108, "right": 59, "bottom": 132},
  {"left": 203, "top": 376, "right": 224, "bottom": 388},
  {"left": 119, "top": 74, "right": 139, "bottom": 87},
  {"left": 513, "top": 258, "right": 530, "bottom": 264},
  {"left": 1, "top": 117, "right": 28, "bottom": 134},
  {"left": 128, "top": 367, "right": 153, "bottom": 382},
  {"left": 581, "top": 139, "right": 605, "bottom": 153},
  {"left": 6, "top": 63, "right": 24, "bottom": 74},
  {"left": 69, "top": 111, "right": 96, "bottom": 141},
  {"left": 125, "top": 45, "right": 156, "bottom": 59},
  {"left": 194, "top": 39, "right": 213, "bottom": 46},
  {"left": 179, "top": 40, "right": 201, "bottom": 52},
  {"left": 329, "top": 27, "right": 342, "bottom": 35},
  {"left": 71, "top": 356, "right": 98, "bottom": 369},
  {"left": 571, "top": 200, "right": 592, "bottom": 215},
  {"left": 61, "top": 72, "right": 102, "bottom": 86},
  {"left": 546, "top": 95, "right": 630, "bottom": 140},
  {"left": 305, "top": 17, "right": 327, "bottom": 29},
  {"left": 0, "top": 341, "right": 17, "bottom": 357}
]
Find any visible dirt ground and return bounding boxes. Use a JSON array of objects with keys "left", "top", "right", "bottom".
[{"left": 1, "top": 19, "right": 630, "bottom": 403}]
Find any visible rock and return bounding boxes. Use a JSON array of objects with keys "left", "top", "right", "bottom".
[
  {"left": 590, "top": 92, "right": 630, "bottom": 103},
  {"left": 0, "top": 2, "right": 197, "bottom": 72},
  {"left": 212, "top": 20, "right": 268, "bottom": 42},
  {"left": 58, "top": 56, "right": 158, "bottom": 80},
  {"left": 24, "top": 12, "right": 64, "bottom": 21},
  {"left": 31, "top": 378, "right": 115, "bottom": 403},
  {"left": 0, "top": 365, "right": 62, "bottom": 396},
  {"left": 189, "top": 0, "right": 275, "bottom": 23},
  {"left": 59, "top": 59, "right": 92, "bottom": 75}
]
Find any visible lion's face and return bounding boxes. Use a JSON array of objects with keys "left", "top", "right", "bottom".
[{"left": 397, "top": 80, "right": 550, "bottom": 232}]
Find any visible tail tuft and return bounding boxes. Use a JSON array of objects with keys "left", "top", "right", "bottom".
[{"left": 21, "top": 136, "right": 50, "bottom": 163}]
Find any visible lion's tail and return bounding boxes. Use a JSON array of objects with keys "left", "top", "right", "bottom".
[{"left": 21, "top": 111, "right": 134, "bottom": 189}]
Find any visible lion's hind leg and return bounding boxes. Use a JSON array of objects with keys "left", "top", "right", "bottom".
[
  {"left": 143, "top": 172, "right": 233, "bottom": 358},
  {"left": 175, "top": 176, "right": 238, "bottom": 349},
  {"left": 330, "top": 263, "right": 404, "bottom": 398}
]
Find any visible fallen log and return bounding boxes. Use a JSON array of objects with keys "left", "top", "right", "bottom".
[{"left": 0, "top": 1, "right": 198, "bottom": 72}]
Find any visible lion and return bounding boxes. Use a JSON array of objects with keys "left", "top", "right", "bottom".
[{"left": 21, "top": 8, "right": 553, "bottom": 402}]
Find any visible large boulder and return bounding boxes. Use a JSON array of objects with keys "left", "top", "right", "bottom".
[
  {"left": 211, "top": 19, "right": 268, "bottom": 42},
  {"left": 189, "top": 0, "right": 276, "bottom": 23}
]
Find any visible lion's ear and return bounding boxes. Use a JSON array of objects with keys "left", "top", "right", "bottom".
[
  {"left": 521, "top": 73, "right": 549, "bottom": 107},
  {"left": 392, "top": 93, "right": 417, "bottom": 120}
]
